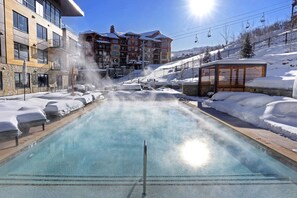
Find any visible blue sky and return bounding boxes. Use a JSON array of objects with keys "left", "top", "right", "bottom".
[{"left": 63, "top": 0, "right": 291, "bottom": 51}]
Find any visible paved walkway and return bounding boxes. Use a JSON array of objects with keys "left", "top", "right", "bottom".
[{"left": 184, "top": 100, "right": 297, "bottom": 168}]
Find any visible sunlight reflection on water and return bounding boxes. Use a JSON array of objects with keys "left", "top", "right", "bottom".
[{"left": 179, "top": 139, "right": 210, "bottom": 168}]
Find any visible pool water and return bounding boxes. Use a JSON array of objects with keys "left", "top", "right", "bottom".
[{"left": 0, "top": 101, "right": 297, "bottom": 198}]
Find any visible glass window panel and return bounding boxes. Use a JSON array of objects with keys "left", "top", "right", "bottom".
[
  {"left": 13, "top": 12, "right": 18, "bottom": 29},
  {"left": 14, "top": 43, "right": 19, "bottom": 59},
  {"left": 245, "top": 66, "right": 263, "bottom": 82},
  {"left": 218, "top": 68, "right": 231, "bottom": 86},
  {"left": 50, "top": 4, "right": 55, "bottom": 23}
]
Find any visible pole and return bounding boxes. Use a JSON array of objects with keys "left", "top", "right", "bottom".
[
  {"left": 142, "top": 140, "right": 147, "bottom": 197},
  {"left": 22, "top": 60, "right": 27, "bottom": 101},
  {"left": 142, "top": 40, "right": 145, "bottom": 71}
]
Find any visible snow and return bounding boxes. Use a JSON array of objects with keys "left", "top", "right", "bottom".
[
  {"left": 44, "top": 99, "right": 84, "bottom": 117},
  {"left": 0, "top": 91, "right": 104, "bottom": 134},
  {"left": 204, "top": 92, "right": 297, "bottom": 140}
]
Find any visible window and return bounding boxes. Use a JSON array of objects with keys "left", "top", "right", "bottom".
[
  {"left": 36, "top": 0, "right": 44, "bottom": 16},
  {"left": 44, "top": 1, "right": 51, "bottom": 21},
  {"left": 38, "top": 74, "right": 48, "bottom": 87},
  {"left": 43, "top": 1, "right": 60, "bottom": 27},
  {"left": 37, "top": 24, "right": 47, "bottom": 40},
  {"left": 53, "top": 32, "right": 61, "bottom": 47},
  {"left": 23, "top": 0, "right": 35, "bottom": 12},
  {"left": 37, "top": 49, "right": 48, "bottom": 64},
  {"left": 69, "top": 37, "right": 77, "bottom": 50},
  {"left": 14, "top": 72, "right": 30, "bottom": 88},
  {"left": 14, "top": 42, "right": 29, "bottom": 61},
  {"left": 13, "top": 11, "right": 28, "bottom": 33},
  {"left": 0, "top": 71, "right": 2, "bottom": 90}
]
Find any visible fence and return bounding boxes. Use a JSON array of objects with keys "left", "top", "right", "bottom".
[{"left": 220, "top": 29, "right": 297, "bottom": 59}]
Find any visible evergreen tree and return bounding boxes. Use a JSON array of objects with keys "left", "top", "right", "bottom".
[
  {"left": 203, "top": 47, "right": 211, "bottom": 63},
  {"left": 240, "top": 33, "right": 254, "bottom": 58},
  {"left": 217, "top": 50, "right": 222, "bottom": 60}
]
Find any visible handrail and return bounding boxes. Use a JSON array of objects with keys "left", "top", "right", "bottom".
[{"left": 142, "top": 140, "right": 147, "bottom": 197}]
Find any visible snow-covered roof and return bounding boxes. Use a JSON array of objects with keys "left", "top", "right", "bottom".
[
  {"left": 139, "top": 35, "right": 161, "bottom": 42},
  {"left": 155, "top": 33, "right": 172, "bottom": 40},
  {"left": 201, "top": 59, "right": 267, "bottom": 68},
  {"left": 80, "top": 30, "right": 99, "bottom": 35},
  {"left": 96, "top": 40, "right": 111, "bottom": 44},
  {"left": 99, "top": 33, "right": 119, "bottom": 39},
  {"left": 141, "top": 30, "right": 160, "bottom": 37},
  {"left": 115, "top": 32, "right": 127, "bottom": 38},
  {"left": 125, "top": 32, "right": 140, "bottom": 36}
]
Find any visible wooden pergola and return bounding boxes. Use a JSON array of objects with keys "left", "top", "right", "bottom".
[{"left": 198, "top": 60, "right": 267, "bottom": 96}]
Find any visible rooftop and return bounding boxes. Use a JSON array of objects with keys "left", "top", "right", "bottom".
[
  {"left": 201, "top": 59, "right": 267, "bottom": 68},
  {"left": 57, "top": 0, "right": 84, "bottom": 16}
]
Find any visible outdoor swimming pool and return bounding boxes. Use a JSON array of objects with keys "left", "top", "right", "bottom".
[{"left": 0, "top": 101, "right": 297, "bottom": 198}]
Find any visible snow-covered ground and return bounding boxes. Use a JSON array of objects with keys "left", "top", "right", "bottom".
[
  {"left": 0, "top": 91, "right": 104, "bottom": 135},
  {"left": 204, "top": 92, "right": 297, "bottom": 140}
]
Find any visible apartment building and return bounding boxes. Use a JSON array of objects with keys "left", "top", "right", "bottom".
[
  {"left": 0, "top": 0, "right": 83, "bottom": 96},
  {"left": 79, "top": 26, "right": 172, "bottom": 77}
]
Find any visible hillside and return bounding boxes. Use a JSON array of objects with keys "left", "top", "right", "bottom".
[{"left": 119, "top": 23, "right": 297, "bottom": 91}]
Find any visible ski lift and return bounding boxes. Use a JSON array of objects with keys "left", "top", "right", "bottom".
[
  {"left": 207, "top": 28, "right": 211, "bottom": 38},
  {"left": 195, "top": 34, "right": 198, "bottom": 43},
  {"left": 245, "top": 21, "right": 250, "bottom": 29},
  {"left": 260, "top": 13, "right": 265, "bottom": 24}
]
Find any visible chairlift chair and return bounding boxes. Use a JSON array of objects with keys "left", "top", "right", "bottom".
[
  {"left": 207, "top": 28, "right": 211, "bottom": 38},
  {"left": 245, "top": 21, "right": 250, "bottom": 29},
  {"left": 260, "top": 13, "right": 265, "bottom": 24},
  {"left": 195, "top": 34, "right": 198, "bottom": 43}
]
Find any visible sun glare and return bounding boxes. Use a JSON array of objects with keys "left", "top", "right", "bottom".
[
  {"left": 188, "top": 0, "right": 215, "bottom": 18},
  {"left": 180, "top": 139, "right": 210, "bottom": 168}
]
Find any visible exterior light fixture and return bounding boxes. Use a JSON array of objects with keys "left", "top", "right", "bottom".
[
  {"left": 0, "top": 32, "right": 3, "bottom": 36},
  {"left": 2, "top": 66, "right": 6, "bottom": 70},
  {"left": 32, "top": 15, "right": 35, "bottom": 19}
]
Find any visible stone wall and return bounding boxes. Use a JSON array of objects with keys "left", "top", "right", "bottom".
[
  {"left": 0, "top": 63, "right": 50, "bottom": 96},
  {"left": 246, "top": 86, "right": 293, "bottom": 97},
  {"left": 182, "top": 83, "right": 198, "bottom": 96}
]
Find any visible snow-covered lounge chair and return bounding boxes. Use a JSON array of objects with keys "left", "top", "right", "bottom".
[
  {"left": 0, "top": 107, "right": 47, "bottom": 146},
  {"left": 0, "top": 113, "right": 22, "bottom": 146},
  {"left": 16, "top": 107, "right": 47, "bottom": 133}
]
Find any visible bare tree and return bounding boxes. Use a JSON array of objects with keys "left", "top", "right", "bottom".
[{"left": 220, "top": 25, "right": 230, "bottom": 46}]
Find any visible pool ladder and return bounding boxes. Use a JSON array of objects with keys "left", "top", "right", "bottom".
[{"left": 142, "top": 140, "right": 147, "bottom": 197}]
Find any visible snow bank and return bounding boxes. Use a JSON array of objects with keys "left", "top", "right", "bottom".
[
  {"left": 246, "top": 76, "right": 295, "bottom": 89},
  {"left": 204, "top": 92, "right": 297, "bottom": 140}
]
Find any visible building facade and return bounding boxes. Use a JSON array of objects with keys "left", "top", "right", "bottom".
[
  {"left": 0, "top": 0, "right": 83, "bottom": 96},
  {"left": 79, "top": 26, "right": 172, "bottom": 77}
]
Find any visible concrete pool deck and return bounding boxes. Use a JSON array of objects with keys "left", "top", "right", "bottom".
[
  {"left": 1, "top": 99, "right": 297, "bottom": 169},
  {"left": 184, "top": 100, "right": 297, "bottom": 169}
]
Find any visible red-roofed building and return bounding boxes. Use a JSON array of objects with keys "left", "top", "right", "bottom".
[{"left": 79, "top": 25, "right": 172, "bottom": 77}]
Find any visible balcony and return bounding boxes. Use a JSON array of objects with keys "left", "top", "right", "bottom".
[{"left": 50, "top": 61, "right": 62, "bottom": 70}]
